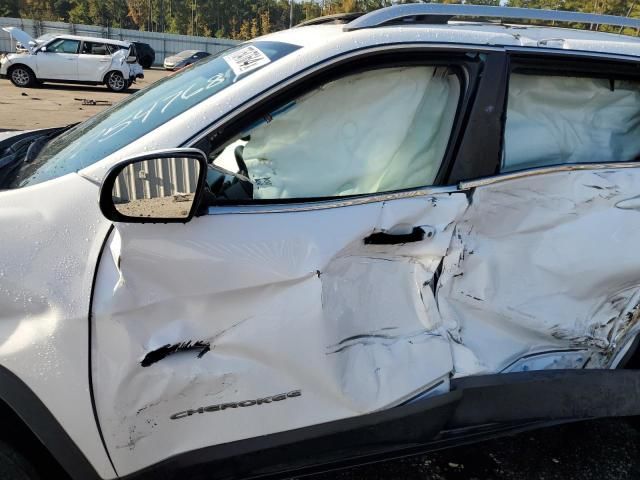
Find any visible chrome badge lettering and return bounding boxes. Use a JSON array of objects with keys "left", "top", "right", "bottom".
[{"left": 170, "top": 390, "right": 302, "bottom": 420}]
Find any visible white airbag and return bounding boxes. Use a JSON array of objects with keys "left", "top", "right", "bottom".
[
  {"left": 504, "top": 74, "right": 640, "bottom": 171},
  {"left": 242, "top": 67, "right": 460, "bottom": 199}
]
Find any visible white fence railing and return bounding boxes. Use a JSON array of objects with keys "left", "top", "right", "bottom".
[{"left": 0, "top": 17, "right": 239, "bottom": 64}]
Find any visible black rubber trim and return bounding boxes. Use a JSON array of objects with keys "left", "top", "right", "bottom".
[
  {"left": 88, "top": 224, "right": 118, "bottom": 477},
  {"left": 121, "top": 369, "right": 640, "bottom": 480},
  {"left": 123, "top": 390, "right": 462, "bottom": 480},
  {"left": 0, "top": 365, "right": 101, "bottom": 480},
  {"left": 364, "top": 227, "right": 426, "bottom": 245},
  {"left": 447, "top": 51, "right": 509, "bottom": 183},
  {"left": 448, "top": 369, "right": 640, "bottom": 427}
]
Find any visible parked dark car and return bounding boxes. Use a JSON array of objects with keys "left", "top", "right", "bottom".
[
  {"left": 163, "top": 50, "right": 210, "bottom": 70},
  {"left": 133, "top": 41, "right": 155, "bottom": 68}
]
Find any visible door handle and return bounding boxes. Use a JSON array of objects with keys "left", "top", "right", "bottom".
[{"left": 364, "top": 227, "right": 428, "bottom": 245}]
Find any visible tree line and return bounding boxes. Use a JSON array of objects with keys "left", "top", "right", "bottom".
[{"left": 1, "top": 0, "right": 638, "bottom": 39}]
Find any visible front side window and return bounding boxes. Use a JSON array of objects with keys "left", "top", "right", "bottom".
[
  {"left": 206, "top": 66, "right": 461, "bottom": 200},
  {"left": 503, "top": 73, "right": 640, "bottom": 173},
  {"left": 47, "top": 38, "right": 80, "bottom": 54}
]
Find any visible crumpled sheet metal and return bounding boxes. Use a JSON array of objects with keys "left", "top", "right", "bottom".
[
  {"left": 439, "top": 168, "right": 640, "bottom": 376},
  {"left": 92, "top": 194, "right": 468, "bottom": 475},
  {"left": 0, "top": 174, "right": 116, "bottom": 478}
]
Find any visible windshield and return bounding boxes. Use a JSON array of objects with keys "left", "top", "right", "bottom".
[{"left": 10, "top": 41, "right": 299, "bottom": 189}]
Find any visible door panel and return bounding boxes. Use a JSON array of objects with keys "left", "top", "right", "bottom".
[
  {"left": 78, "top": 42, "right": 113, "bottom": 82},
  {"left": 438, "top": 167, "right": 640, "bottom": 376},
  {"left": 37, "top": 51, "right": 78, "bottom": 80},
  {"left": 78, "top": 53, "right": 111, "bottom": 82},
  {"left": 92, "top": 193, "right": 467, "bottom": 475}
]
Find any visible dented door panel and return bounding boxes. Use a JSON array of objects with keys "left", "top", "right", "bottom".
[
  {"left": 438, "top": 168, "right": 640, "bottom": 376},
  {"left": 91, "top": 193, "right": 468, "bottom": 475}
]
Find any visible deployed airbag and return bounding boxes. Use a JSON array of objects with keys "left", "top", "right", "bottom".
[
  {"left": 503, "top": 74, "right": 640, "bottom": 172},
  {"left": 242, "top": 66, "right": 460, "bottom": 199}
]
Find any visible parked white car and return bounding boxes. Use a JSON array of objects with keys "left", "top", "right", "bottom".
[
  {"left": 0, "top": 27, "right": 143, "bottom": 92},
  {"left": 2, "top": 4, "right": 640, "bottom": 480}
]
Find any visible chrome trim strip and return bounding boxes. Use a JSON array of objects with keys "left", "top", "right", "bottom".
[
  {"left": 207, "top": 185, "right": 459, "bottom": 215},
  {"left": 459, "top": 162, "right": 640, "bottom": 190},
  {"left": 344, "top": 4, "right": 640, "bottom": 32},
  {"left": 505, "top": 46, "right": 640, "bottom": 62}
]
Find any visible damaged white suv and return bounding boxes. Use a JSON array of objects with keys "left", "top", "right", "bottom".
[
  {"left": 0, "top": 27, "right": 143, "bottom": 92},
  {"left": 2, "top": 5, "right": 640, "bottom": 480}
]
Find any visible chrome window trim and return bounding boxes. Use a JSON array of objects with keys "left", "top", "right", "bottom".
[
  {"left": 207, "top": 185, "right": 460, "bottom": 215},
  {"left": 459, "top": 162, "right": 640, "bottom": 190},
  {"left": 505, "top": 46, "right": 640, "bottom": 63}
]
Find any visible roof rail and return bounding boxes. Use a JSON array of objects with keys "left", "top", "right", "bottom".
[
  {"left": 343, "top": 4, "right": 640, "bottom": 32},
  {"left": 296, "top": 12, "right": 365, "bottom": 28}
]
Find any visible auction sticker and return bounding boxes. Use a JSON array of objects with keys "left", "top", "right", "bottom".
[{"left": 224, "top": 46, "right": 271, "bottom": 76}]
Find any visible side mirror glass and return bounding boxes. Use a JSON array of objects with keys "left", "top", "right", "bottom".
[{"left": 99, "top": 149, "right": 208, "bottom": 223}]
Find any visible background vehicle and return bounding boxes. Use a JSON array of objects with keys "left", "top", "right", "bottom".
[
  {"left": 2, "top": 5, "right": 640, "bottom": 480},
  {"left": 0, "top": 28, "right": 143, "bottom": 92},
  {"left": 132, "top": 41, "right": 155, "bottom": 68},
  {"left": 163, "top": 49, "right": 210, "bottom": 70}
]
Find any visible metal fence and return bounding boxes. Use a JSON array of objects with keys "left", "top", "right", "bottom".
[
  {"left": 0, "top": 17, "right": 239, "bottom": 64},
  {"left": 114, "top": 157, "right": 199, "bottom": 202}
]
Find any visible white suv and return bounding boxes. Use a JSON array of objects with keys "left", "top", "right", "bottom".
[{"left": 0, "top": 27, "right": 143, "bottom": 92}]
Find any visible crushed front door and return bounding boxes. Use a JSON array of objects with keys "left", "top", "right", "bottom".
[{"left": 91, "top": 192, "right": 468, "bottom": 475}]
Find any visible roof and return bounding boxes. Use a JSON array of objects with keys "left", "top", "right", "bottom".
[
  {"left": 47, "top": 34, "right": 130, "bottom": 47},
  {"left": 263, "top": 5, "right": 640, "bottom": 59}
]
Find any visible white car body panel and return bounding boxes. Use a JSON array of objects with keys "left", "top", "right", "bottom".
[
  {"left": 438, "top": 168, "right": 640, "bottom": 375},
  {"left": 0, "top": 173, "right": 116, "bottom": 479},
  {"left": 1, "top": 27, "right": 37, "bottom": 53},
  {"left": 92, "top": 193, "right": 465, "bottom": 474},
  {"left": 37, "top": 50, "right": 79, "bottom": 80},
  {"left": 0, "top": 27, "right": 140, "bottom": 85},
  {"left": 78, "top": 51, "right": 112, "bottom": 82},
  {"left": 1, "top": 17, "right": 640, "bottom": 479}
]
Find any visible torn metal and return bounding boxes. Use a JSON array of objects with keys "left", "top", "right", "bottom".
[{"left": 91, "top": 168, "right": 640, "bottom": 476}]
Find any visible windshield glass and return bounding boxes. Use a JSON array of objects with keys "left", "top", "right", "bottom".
[{"left": 10, "top": 41, "right": 299, "bottom": 189}]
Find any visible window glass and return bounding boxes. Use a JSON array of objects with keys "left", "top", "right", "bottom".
[
  {"left": 47, "top": 38, "right": 79, "bottom": 54},
  {"left": 207, "top": 66, "right": 460, "bottom": 200},
  {"left": 106, "top": 44, "right": 128, "bottom": 55},
  {"left": 10, "top": 41, "right": 299, "bottom": 189},
  {"left": 82, "top": 42, "right": 108, "bottom": 55},
  {"left": 503, "top": 73, "right": 640, "bottom": 172}
]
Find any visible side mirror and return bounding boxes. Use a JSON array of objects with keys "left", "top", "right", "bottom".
[
  {"left": 99, "top": 149, "right": 208, "bottom": 224},
  {"left": 40, "top": 46, "right": 47, "bottom": 52}
]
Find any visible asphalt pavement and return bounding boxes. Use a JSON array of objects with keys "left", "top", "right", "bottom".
[{"left": 306, "top": 418, "right": 640, "bottom": 480}]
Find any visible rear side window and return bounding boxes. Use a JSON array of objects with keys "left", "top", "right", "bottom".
[
  {"left": 502, "top": 73, "right": 640, "bottom": 172},
  {"left": 82, "top": 42, "right": 108, "bottom": 55},
  {"left": 47, "top": 38, "right": 80, "bottom": 54}
]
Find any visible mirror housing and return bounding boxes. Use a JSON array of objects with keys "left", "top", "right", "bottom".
[{"left": 99, "top": 149, "right": 208, "bottom": 224}]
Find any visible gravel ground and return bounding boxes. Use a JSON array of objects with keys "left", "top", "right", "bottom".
[
  {"left": 0, "top": 67, "right": 170, "bottom": 130},
  {"left": 306, "top": 418, "right": 640, "bottom": 480}
]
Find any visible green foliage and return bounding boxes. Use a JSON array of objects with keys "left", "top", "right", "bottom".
[{"left": 2, "top": 0, "right": 639, "bottom": 37}]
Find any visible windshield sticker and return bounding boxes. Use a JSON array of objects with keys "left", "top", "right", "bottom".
[{"left": 223, "top": 46, "right": 271, "bottom": 76}]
